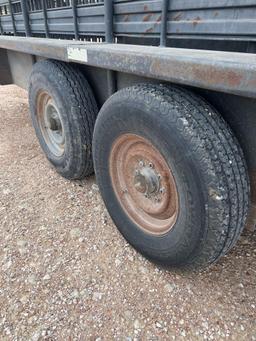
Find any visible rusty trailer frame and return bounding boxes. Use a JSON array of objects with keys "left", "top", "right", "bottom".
[
  {"left": 1, "top": 35, "right": 256, "bottom": 99},
  {"left": 1, "top": 0, "right": 256, "bottom": 98}
]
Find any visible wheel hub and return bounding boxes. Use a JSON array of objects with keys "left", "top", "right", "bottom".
[
  {"left": 134, "top": 165, "right": 160, "bottom": 196},
  {"left": 37, "top": 91, "right": 65, "bottom": 157},
  {"left": 109, "top": 134, "right": 179, "bottom": 235},
  {"left": 48, "top": 112, "right": 61, "bottom": 132}
]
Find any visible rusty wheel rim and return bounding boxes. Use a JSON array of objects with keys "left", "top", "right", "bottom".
[
  {"left": 37, "top": 91, "right": 65, "bottom": 157},
  {"left": 109, "top": 134, "right": 179, "bottom": 235}
]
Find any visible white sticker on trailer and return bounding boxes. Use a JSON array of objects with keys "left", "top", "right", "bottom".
[{"left": 67, "top": 47, "right": 88, "bottom": 62}]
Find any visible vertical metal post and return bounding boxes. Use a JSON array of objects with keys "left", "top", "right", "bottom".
[
  {"left": 160, "top": 0, "right": 169, "bottom": 47},
  {"left": 41, "top": 0, "right": 49, "bottom": 38},
  {"left": 8, "top": 0, "right": 17, "bottom": 35},
  {"left": 107, "top": 69, "right": 116, "bottom": 96},
  {"left": 0, "top": 16, "right": 3, "bottom": 35},
  {"left": 21, "top": 0, "right": 31, "bottom": 36},
  {"left": 105, "top": 0, "right": 113, "bottom": 43},
  {"left": 72, "top": 0, "right": 79, "bottom": 40},
  {"left": 104, "top": 0, "right": 115, "bottom": 96}
]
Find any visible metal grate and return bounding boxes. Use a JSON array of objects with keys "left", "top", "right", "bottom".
[
  {"left": 27, "top": 0, "right": 43, "bottom": 11},
  {"left": 12, "top": 1, "right": 21, "bottom": 13},
  {"left": 45, "top": 0, "right": 71, "bottom": 9},
  {"left": 0, "top": 4, "right": 9, "bottom": 15},
  {"left": 28, "top": 0, "right": 74, "bottom": 12},
  {"left": 77, "top": 0, "right": 104, "bottom": 5}
]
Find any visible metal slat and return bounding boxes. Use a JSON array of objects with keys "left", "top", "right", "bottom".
[
  {"left": 41, "top": 0, "right": 49, "bottom": 37},
  {"left": 8, "top": 0, "right": 17, "bottom": 35},
  {"left": 115, "top": 0, "right": 256, "bottom": 11},
  {"left": 104, "top": 0, "right": 113, "bottom": 42},
  {"left": 72, "top": 0, "right": 78, "bottom": 39},
  {"left": 20, "top": 0, "right": 31, "bottom": 36},
  {"left": 0, "top": 15, "right": 3, "bottom": 34},
  {"left": 104, "top": 0, "right": 115, "bottom": 96},
  {"left": 160, "top": 0, "right": 169, "bottom": 46}
]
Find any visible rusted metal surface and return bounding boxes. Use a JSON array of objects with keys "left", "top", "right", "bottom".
[
  {"left": 109, "top": 134, "right": 178, "bottom": 235},
  {"left": 1, "top": 36, "right": 256, "bottom": 98},
  {"left": 0, "top": 36, "right": 70, "bottom": 60}
]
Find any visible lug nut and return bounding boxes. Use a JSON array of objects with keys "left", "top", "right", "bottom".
[
  {"left": 160, "top": 187, "right": 165, "bottom": 194},
  {"left": 139, "top": 160, "right": 144, "bottom": 167},
  {"left": 149, "top": 163, "right": 154, "bottom": 168}
]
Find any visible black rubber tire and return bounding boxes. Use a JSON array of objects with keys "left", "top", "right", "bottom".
[
  {"left": 93, "top": 84, "right": 250, "bottom": 270},
  {"left": 29, "top": 60, "right": 98, "bottom": 180}
]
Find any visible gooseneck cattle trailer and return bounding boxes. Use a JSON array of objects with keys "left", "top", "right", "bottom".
[{"left": 1, "top": 0, "right": 256, "bottom": 269}]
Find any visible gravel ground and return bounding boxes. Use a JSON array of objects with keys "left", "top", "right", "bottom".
[{"left": 0, "top": 84, "right": 255, "bottom": 341}]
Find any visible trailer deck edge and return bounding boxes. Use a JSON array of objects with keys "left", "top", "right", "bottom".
[{"left": 1, "top": 35, "right": 256, "bottom": 98}]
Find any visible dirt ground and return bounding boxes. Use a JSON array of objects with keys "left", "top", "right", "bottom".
[{"left": 0, "top": 85, "right": 255, "bottom": 341}]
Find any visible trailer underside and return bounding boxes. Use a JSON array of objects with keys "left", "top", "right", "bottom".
[{"left": 0, "top": 35, "right": 256, "bottom": 232}]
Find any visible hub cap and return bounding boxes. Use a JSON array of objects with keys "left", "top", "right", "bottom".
[
  {"left": 37, "top": 91, "right": 65, "bottom": 157},
  {"left": 109, "top": 134, "right": 179, "bottom": 235},
  {"left": 134, "top": 166, "right": 160, "bottom": 195}
]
